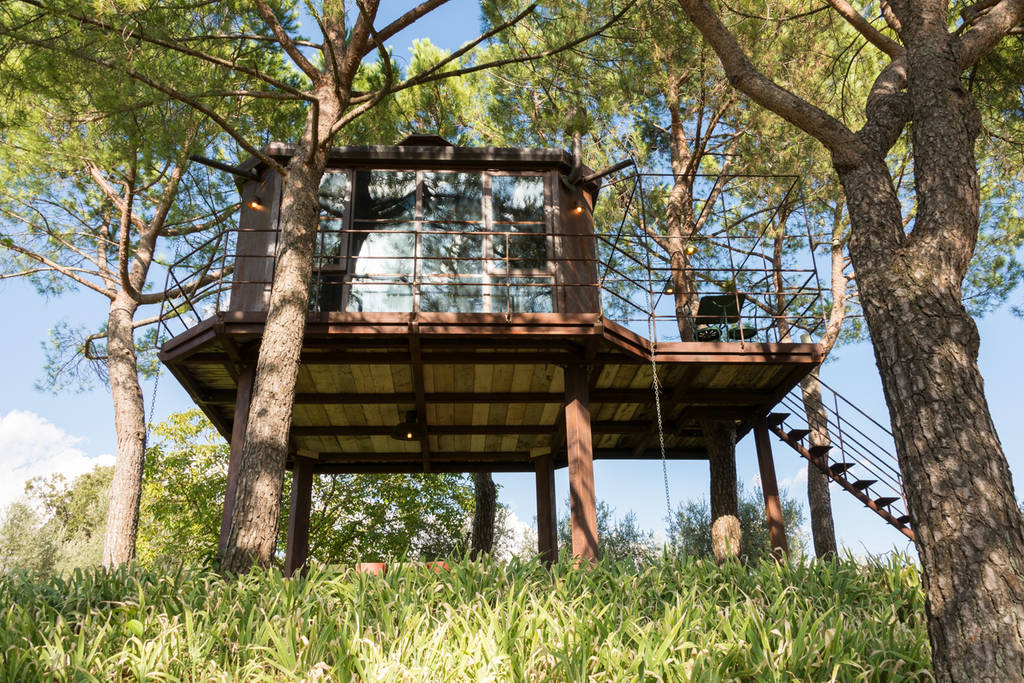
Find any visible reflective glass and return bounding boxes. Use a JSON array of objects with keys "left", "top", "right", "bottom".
[
  {"left": 318, "top": 218, "right": 345, "bottom": 260},
  {"left": 318, "top": 172, "right": 349, "bottom": 219},
  {"left": 492, "top": 175, "right": 545, "bottom": 222},
  {"left": 353, "top": 170, "right": 416, "bottom": 221},
  {"left": 421, "top": 222, "right": 484, "bottom": 276},
  {"left": 420, "top": 277, "right": 484, "bottom": 313},
  {"left": 492, "top": 223, "right": 547, "bottom": 271},
  {"left": 422, "top": 172, "right": 483, "bottom": 221},
  {"left": 347, "top": 278, "right": 413, "bottom": 313},
  {"left": 492, "top": 277, "right": 553, "bottom": 313},
  {"left": 350, "top": 223, "right": 415, "bottom": 277}
]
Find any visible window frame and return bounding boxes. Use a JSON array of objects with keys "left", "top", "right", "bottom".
[{"left": 313, "top": 167, "right": 557, "bottom": 314}]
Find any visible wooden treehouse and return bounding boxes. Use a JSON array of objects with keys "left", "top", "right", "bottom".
[{"left": 159, "top": 135, "right": 838, "bottom": 575}]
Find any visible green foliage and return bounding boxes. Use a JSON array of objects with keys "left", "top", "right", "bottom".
[
  {"left": 136, "top": 412, "right": 229, "bottom": 568},
  {"left": 0, "top": 555, "right": 931, "bottom": 679},
  {"left": 0, "top": 502, "right": 59, "bottom": 573},
  {"left": 669, "top": 483, "right": 808, "bottom": 564},
  {"left": 138, "top": 410, "right": 476, "bottom": 567},
  {"left": 556, "top": 500, "right": 658, "bottom": 568},
  {"left": 0, "top": 467, "right": 113, "bottom": 573}
]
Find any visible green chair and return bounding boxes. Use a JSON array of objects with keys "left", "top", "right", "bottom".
[{"left": 695, "top": 293, "right": 747, "bottom": 341}]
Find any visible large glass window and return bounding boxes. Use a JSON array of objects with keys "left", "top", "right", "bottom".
[{"left": 314, "top": 170, "right": 554, "bottom": 314}]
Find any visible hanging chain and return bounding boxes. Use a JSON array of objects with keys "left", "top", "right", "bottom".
[
  {"left": 144, "top": 332, "right": 163, "bottom": 448},
  {"left": 648, "top": 319, "right": 671, "bottom": 519}
]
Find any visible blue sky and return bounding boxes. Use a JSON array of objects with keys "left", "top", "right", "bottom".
[{"left": 1, "top": 1, "right": 1020, "bottom": 559}]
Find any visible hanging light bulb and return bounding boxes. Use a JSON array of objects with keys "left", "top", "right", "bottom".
[
  {"left": 248, "top": 196, "right": 264, "bottom": 210},
  {"left": 684, "top": 244, "right": 698, "bottom": 256},
  {"left": 663, "top": 280, "right": 675, "bottom": 295},
  {"left": 573, "top": 203, "right": 585, "bottom": 215},
  {"left": 390, "top": 410, "right": 426, "bottom": 441}
]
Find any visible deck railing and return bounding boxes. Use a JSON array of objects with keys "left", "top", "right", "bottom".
[{"left": 158, "top": 173, "right": 825, "bottom": 345}]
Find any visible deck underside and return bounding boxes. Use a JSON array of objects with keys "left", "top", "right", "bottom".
[{"left": 159, "top": 312, "right": 822, "bottom": 473}]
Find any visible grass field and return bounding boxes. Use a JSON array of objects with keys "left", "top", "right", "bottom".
[{"left": 0, "top": 555, "right": 930, "bottom": 681}]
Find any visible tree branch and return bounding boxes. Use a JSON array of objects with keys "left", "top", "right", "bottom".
[
  {"left": 823, "top": 0, "right": 904, "bottom": 58},
  {"left": 365, "top": 0, "right": 452, "bottom": 56},
  {"left": 252, "top": 0, "right": 322, "bottom": 84},
  {"left": 675, "top": 0, "right": 865, "bottom": 165},
  {"left": 12, "top": 0, "right": 312, "bottom": 99},
  {"left": 957, "top": 0, "right": 1024, "bottom": 68},
  {"left": 0, "top": 241, "right": 114, "bottom": 298}
]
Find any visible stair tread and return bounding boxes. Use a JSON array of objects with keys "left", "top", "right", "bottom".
[
  {"left": 896, "top": 515, "right": 911, "bottom": 525},
  {"left": 808, "top": 444, "right": 832, "bottom": 458},
  {"left": 874, "top": 497, "right": 899, "bottom": 507},
  {"left": 766, "top": 412, "right": 789, "bottom": 427},
  {"left": 851, "top": 479, "right": 876, "bottom": 490},
  {"left": 829, "top": 462, "right": 854, "bottom": 475},
  {"left": 787, "top": 428, "right": 810, "bottom": 441}
]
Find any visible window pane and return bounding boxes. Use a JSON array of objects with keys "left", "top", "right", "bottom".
[
  {"left": 421, "top": 222, "right": 484, "bottom": 276},
  {"left": 310, "top": 272, "right": 345, "bottom": 312},
  {"left": 492, "top": 175, "right": 545, "bottom": 222},
  {"left": 493, "top": 223, "right": 547, "bottom": 270},
  {"left": 351, "top": 223, "right": 414, "bottom": 277},
  {"left": 492, "top": 277, "right": 553, "bottom": 313},
  {"left": 422, "top": 172, "right": 482, "bottom": 221},
  {"left": 318, "top": 218, "right": 345, "bottom": 261},
  {"left": 347, "top": 278, "right": 413, "bottom": 313},
  {"left": 318, "top": 172, "right": 349, "bottom": 219},
  {"left": 353, "top": 170, "right": 416, "bottom": 221},
  {"left": 420, "top": 277, "right": 484, "bottom": 313}
]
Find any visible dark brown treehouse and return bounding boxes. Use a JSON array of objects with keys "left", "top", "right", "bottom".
[{"left": 159, "top": 135, "right": 908, "bottom": 575}]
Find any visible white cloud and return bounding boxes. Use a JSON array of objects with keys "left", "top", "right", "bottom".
[
  {"left": 0, "top": 410, "right": 114, "bottom": 511},
  {"left": 495, "top": 509, "right": 534, "bottom": 561},
  {"left": 779, "top": 466, "right": 809, "bottom": 491},
  {"left": 750, "top": 466, "right": 808, "bottom": 493}
]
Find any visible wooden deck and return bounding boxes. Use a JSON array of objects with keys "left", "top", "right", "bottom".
[{"left": 160, "top": 311, "right": 822, "bottom": 474}]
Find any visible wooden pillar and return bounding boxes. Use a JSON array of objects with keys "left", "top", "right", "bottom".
[
  {"left": 219, "top": 365, "right": 255, "bottom": 556},
  {"left": 564, "top": 364, "right": 598, "bottom": 561},
  {"left": 754, "top": 418, "right": 789, "bottom": 557},
  {"left": 284, "top": 456, "right": 315, "bottom": 577},
  {"left": 535, "top": 453, "right": 558, "bottom": 566}
]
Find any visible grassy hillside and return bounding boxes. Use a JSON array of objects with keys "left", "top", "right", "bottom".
[{"left": 0, "top": 555, "right": 930, "bottom": 681}]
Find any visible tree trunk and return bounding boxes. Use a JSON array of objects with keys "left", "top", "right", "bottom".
[
  {"left": 799, "top": 367, "right": 837, "bottom": 560},
  {"left": 840, "top": 154, "right": 1024, "bottom": 679},
  {"left": 101, "top": 291, "right": 146, "bottom": 566},
  {"left": 703, "top": 419, "right": 740, "bottom": 562},
  {"left": 470, "top": 472, "right": 496, "bottom": 558},
  {"left": 221, "top": 147, "right": 326, "bottom": 573}
]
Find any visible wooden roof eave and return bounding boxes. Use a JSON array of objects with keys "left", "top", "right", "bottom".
[{"left": 236, "top": 142, "right": 586, "bottom": 177}]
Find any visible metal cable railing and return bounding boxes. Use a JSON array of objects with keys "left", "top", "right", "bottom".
[
  {"left": 157, "top": 173, "right": 826, "bottom": 346},
  {"left": 775, "top": 379, "right": 909, "bottom": 527}
]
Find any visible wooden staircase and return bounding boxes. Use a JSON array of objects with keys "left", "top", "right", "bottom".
[{"left": 766, "top": 381, "right": 914, "bottom": 541}]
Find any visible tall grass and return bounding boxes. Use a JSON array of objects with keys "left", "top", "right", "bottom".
[{"left": 0, "top": 555, "right": 930, "bottom": 681}]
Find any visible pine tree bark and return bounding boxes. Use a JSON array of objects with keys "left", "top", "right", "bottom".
[
  {"left": 221, "top": 147, "right": 326, "bottom": 573},
  {"left": 799, "top": 367, "right": 837, "bottom": 560},
  {"left": 841, "top": 155, "right": 1024, "bottom": 680},
  {"left": 704, "top": 419, "right": 740, "bottom": 561},
  {"left": 100, "top": 291, "right": 145, "bottom": 566},
  {"left": 470, "top": 472, "right": 496, "bottom": 558}
]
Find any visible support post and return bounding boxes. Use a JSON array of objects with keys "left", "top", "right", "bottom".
[
  {"left": 754, "top": 418, "right": 789, "bottom": 557},
  {"left": 535, "top": 453, "right": 558, "bottom": 566},
  {"left": 564, "top": 364, "right": 598, "bottom": 561},
  {"left": 219, "top": 365, "right": 255, "bottom": 556},
  {"left": 284, "top": 455, "right": 315, "bottom": 577}
]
